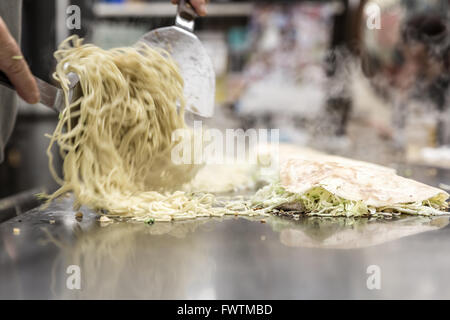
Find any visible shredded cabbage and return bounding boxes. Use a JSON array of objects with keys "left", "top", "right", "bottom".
[{"left": 250, "top": 183, "right": 449, "bottom": 217}]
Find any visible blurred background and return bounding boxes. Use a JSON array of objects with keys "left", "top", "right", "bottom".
[{"left": 1, "top": 0, "right": 449, "bottom": 202}]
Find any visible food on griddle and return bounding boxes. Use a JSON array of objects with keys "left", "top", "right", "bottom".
[
  {"left": 185, "top": 161, "right": 257, "bottom": 194},
  {"left": 75, "top": 212, "right": 83, "bottom": 222},
  {"left": 253, "top": 143, "right": 396, "bottom": 185},
  {"left": 251, "top": 159, "right": 449, "bottom": 217},
  {"left": 39, "top": 34, "right": 448, "bottom": 223},
  {"left": 42, "top": 36, "right": 262, "bottom": 222}
]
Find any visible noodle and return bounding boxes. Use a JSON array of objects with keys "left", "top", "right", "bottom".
[{"left": 45, "top": 36, "right": 261, "bottom": 222}]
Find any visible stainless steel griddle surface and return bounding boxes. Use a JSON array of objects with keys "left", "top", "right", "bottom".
[
  {"left": 1, "top": 195, "right": 450, "bottom": 299},
  {"left": 0, "top": 165, "right": 449, "bottom": 299}
]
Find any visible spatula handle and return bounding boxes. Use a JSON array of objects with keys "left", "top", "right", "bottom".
[{"left": 178, "top": 0, "right": 198, "bottom": 21}]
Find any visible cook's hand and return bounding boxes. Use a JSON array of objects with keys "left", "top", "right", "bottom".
[
  {"left": 0, "top": 17, "right": 39, "bottom": 104},
  {"left": 171, "top": 0, "right": 208, "bottom": 17}
]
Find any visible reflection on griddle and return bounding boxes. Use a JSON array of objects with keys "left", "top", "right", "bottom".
[
  {"left": 268, "top": 215, "right": 449, "bottom": 249},
  {"left": 46, "top": 218, "right": 221, "bottom": 299}
]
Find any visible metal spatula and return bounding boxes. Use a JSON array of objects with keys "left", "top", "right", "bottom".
[
  {"left": 139, "top": 0, "right": 216, "bottom": 118},
  {"left": 0, "top": 1, "right": 215, "bottom": 117},
  {"left": 0, "top": 71, "right": 79, "bottom": 112}
]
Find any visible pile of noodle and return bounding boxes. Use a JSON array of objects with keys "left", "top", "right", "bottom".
[{"left": 45, "top": 36, "right": 259, "bottom": 222}]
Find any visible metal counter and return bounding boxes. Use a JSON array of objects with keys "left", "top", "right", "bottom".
[{"left": 0, "top": 166, "right": 449, "bottom": 299}]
